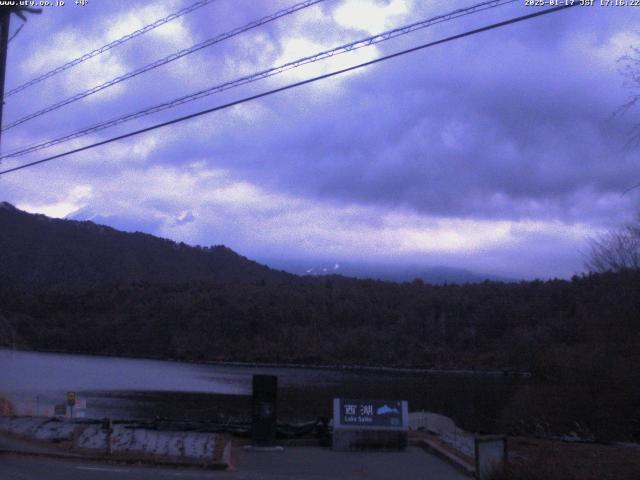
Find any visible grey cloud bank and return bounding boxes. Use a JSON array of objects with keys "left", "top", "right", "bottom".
[{"left": 1, "top": 0, "right": 639, "bottom": 279}]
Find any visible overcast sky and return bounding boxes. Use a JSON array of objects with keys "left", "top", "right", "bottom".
[{"left": 1, "top": 0, "right": 639, "bottom": 279}]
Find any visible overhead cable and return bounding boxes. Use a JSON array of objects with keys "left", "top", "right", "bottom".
[
  {"left": 1, "top": 0, "right": 516, "bottom": 159},
  {"left": 0, "top": 3, "right": 579, "bottom": 177},
  {"left": 5, "top": 0, "right": 219, "bottom": 98},
  {"left": 2, "top": 0, "right": 326, "bottom": 131}
]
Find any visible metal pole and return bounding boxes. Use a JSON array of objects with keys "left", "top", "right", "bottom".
[
  {"left": 0, "top": 10, "right": 10, "bottom": 150},
  {"left": 0, "top": 6, "right": 42, "bottom": 152}
]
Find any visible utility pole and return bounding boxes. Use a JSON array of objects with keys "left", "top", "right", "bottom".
[
  {"left": 0, "top": 8, "right": 11, "bottom": 148},
  {"left": 0, "top": 6, "right": 41, "bottom": 151}
]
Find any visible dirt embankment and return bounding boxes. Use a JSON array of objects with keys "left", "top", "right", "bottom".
[{"left": 492, "top": 437, "right": 640, "bottom": 480}]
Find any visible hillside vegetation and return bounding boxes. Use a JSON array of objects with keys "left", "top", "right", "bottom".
[
  {"left": 0, "top": 202, "right": 289, "bottom": 288},
  {"left": 0, "top": 203, "right": 639, "bottom": 440}
]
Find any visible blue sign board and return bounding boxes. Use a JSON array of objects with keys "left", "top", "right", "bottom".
[{"left": 339, "top": 399, "right": 404, "bottom": 427}]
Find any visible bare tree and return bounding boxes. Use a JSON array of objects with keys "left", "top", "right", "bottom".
[
  {"left": 586, "top": 47, "right": 640, "bottom": 271},
  {"left": 585, "top": 216, "right": 640, "bottom": 272},
  {"left": 619, "top": 46, "right": 640, "bottom": 146}
]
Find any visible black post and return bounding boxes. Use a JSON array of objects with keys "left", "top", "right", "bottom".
[
  {"left": 0, "top": 9, "right": 10, "bottom": 149},
  {"left": 251, "top": 375, "right": 278, "bottom": 446},
  {"left": 0, "top": 6, "right": 42, "bottom": 152},
  {"left": 102, "top": 417, "right": 113, "bottom": 456}
]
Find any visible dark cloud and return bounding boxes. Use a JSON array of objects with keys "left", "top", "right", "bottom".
[
  {"left": 2, "top": 0, "right": 639, "bottom": 279},
  {"left": 221, "top": 9, "right": 640, "bottom": 224}
]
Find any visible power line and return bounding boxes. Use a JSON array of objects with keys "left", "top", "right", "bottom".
[
  {"left": 0, "top": 3, "right": 578, "bottom": 177},
  {"left": 8, "top": 22, "right": 24, "bottom": 44},
  {"left": 4, "top": 0, "right": 218, "bottom": 98},
  {"left": 622, "top": 182, "right": 640, "bottom": 195},
  {"left": 1, "top": 0, "right": 517, "bottom": 160},
  {"left": 2, "top": 0, "right": 326, "bottom": 132},
  {"left": 0, "top": 6, "right": 41, "bottom": 151}
]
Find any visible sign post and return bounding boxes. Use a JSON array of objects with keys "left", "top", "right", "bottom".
[
  {"left": 102, "top": 417, "right": 113, "bottom": 456},
  {"left": 67, "top": 391, "right": 76, "bottom": 419},
  {"left": 332, "top": 398, "right": 408, "bottom": 451}
]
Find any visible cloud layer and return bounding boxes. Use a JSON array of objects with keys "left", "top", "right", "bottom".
[{"left": 1, "top": 0, "right": 639, "bottom": 279}]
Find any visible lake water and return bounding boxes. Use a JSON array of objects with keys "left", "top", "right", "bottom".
[{"left": 0, "top": 349, "right": 524, "bottom": 431}]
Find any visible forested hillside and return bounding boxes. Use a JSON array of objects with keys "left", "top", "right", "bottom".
[
  {"left": 1, "top": 270, "right": 638, "bottom": 368},
  {"left": 0, "top": 202, "right": 289, "bottom": 288},
  {"left": 1, "top": 203, "right": 639, "bottom": 439}
]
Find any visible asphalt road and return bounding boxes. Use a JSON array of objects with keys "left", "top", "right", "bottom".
[
  {"left": 0, "top": 456, "right": 224, "bottom": 480},
  {"left": 0, "top": 446, "right": 469, "bottom": 480}
]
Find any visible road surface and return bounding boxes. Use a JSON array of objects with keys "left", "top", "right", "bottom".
[{"left": 0, "top": 446, "right": 469, "bottom": 479}]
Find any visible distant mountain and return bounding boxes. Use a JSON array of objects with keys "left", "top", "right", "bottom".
[
  {"left": 262, "top": 259, "right": 514, "bottom": 284},
  {"left": 0, "top": 201, "right": 512, "bottom": 289},
  {"left": 0, "top": 202, "right": 289, "bottom": 289}
]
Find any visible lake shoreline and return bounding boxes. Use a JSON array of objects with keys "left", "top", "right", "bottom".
[{"left": 0, "top": 346, "right": 531, "bottom": 378}]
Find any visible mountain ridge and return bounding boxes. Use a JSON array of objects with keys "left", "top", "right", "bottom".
[
  {"left": 263, "top": 258, "right": 515, "bottom": 284},
  {"left": 1, "top": 202, "right": 512, "bottom": 288},
  {"left": 0, "top": 202, "right": 289, "bottom": 289}
]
